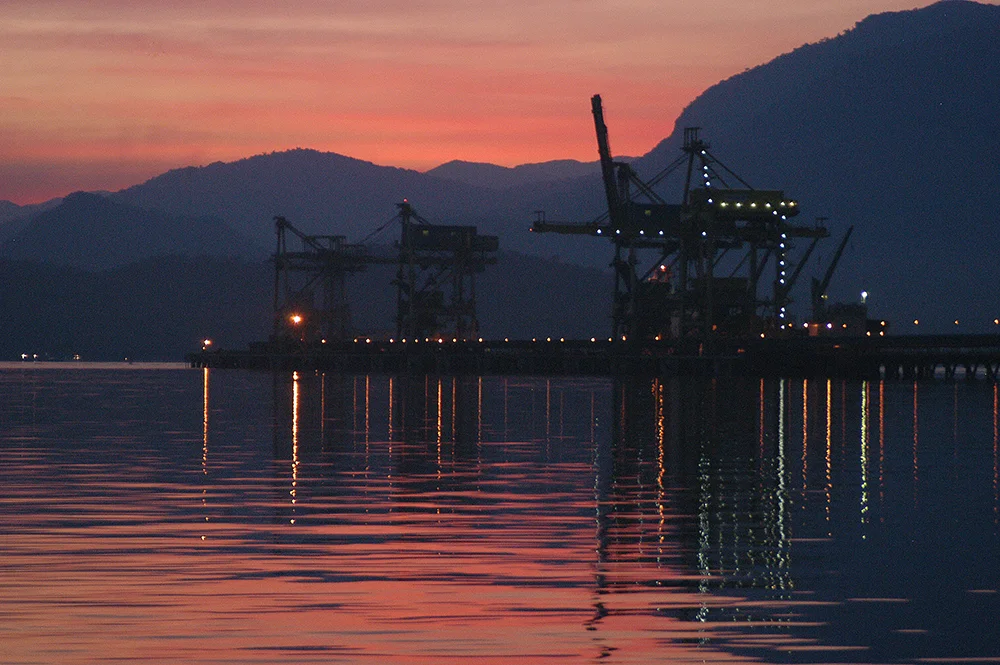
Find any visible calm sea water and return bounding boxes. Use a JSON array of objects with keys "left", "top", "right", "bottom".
[{"left": 1, "top": 364, "right": 999, "bottom": 664}]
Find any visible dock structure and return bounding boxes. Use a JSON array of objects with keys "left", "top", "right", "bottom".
[
  {"left": 194, "top": 96, "right": 999, "bottom": 382},
  {"left": 531, "top": 96, "right": 832, "bottom": 341},
  {"left": 394, "top": 201, "right": 498, "bottom": 341},
  {"left": 188, "top": 334, "right": 1000, "bottom": 381},
  {"left": 271, "top": 202, "right": 499, "bottom": 345}
]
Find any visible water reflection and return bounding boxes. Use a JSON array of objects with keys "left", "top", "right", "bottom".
[
  {"left": 3, "top": 368, "right": 1000, "bottom": 664},
  {"left": 253, "top": 371, "right": 1000, "bottom": 661},
  {"left": 592, "top": 377, "right": 796, "bottom": 641}
]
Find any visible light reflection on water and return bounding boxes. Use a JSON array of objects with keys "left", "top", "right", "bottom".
[{"left": 1, "top": 366, "right": 1000, "bottom": 664}]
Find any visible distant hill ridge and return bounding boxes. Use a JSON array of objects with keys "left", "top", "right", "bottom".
[
  {"left": 426, "top": 159, "right": 603, "bottom": 190},
  {"left": 631, "top": 0, "right": 1000, "bottom": 329},
  {"left": 1, "top": 191, "right": 262, "bottom": 269}
]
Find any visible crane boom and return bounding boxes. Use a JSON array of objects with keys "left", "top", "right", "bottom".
[
  {"left": 784, "top": 235, "right": 822, "bottom": 293},
  {"left": 592, "top": 95, "right": 621, "bottom": 226},
  {"left": 811, "top": 225, "right": 854, "bottom": 316},
  {"left": 818, "top": 226, "right": 854, "bottom": 296}
]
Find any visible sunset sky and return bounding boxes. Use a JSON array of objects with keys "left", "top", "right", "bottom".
[{"left": 2, "top": 0, "right": 940, "bottom": 204}]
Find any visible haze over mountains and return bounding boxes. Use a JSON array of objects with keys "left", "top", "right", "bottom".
[
  {"left": 1, "top": 0, "right": 998, "bottom": 359},
  {"left": 2, "top": 192, "right": 262, "bottom": 271}
]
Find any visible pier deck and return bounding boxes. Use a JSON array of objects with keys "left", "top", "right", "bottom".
[{"left": 188, "top": 334, "right": 1000, "bottom": 381}]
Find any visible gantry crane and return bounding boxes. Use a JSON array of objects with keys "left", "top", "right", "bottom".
[
  {"left": 532, "top": 95, "right": 830, "bottom": 340},
  {"left": 273, "top": 204, "right": 499, "bottom": 343},
  {"left": 394, "top": 201, "right": 498, "bottom": 340},
  {"left": 272, "top": 216, "right": 395, "bottom": 342}
]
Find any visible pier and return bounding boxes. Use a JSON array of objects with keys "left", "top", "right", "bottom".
[{"left": 188, "top": 334, "right": 1000, "bottom": 381}]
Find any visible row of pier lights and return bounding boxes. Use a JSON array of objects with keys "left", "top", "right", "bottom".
[
  {"left": 199, "top": 316, "right": 1000, "bottom": 351},
  {"left": 351, "top": 337, "right": 613, "bottom": 344},
  {"left": 200, "top": 323, "right": 1000, "bottom": 351},
  {"left": 912, "top": 318, "right": 1000, "bottom": 327},
  {"left": 338, "top": 315, "right": 1000, "bottom": 345}
]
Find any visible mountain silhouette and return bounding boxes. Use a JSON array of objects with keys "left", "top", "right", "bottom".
[
  {"left": 0, "top": 256, "right": 272, "bottom": 361},
  {"left": 0, "top": 198, "right": 62, "bottom": 244},
  {"left": 1, "top": 191, "right": 263, "bottom": 269},
  {"left": 113, "top": 149, "right": 506, "bottom": 247},
  {"left": 632, "top": 0, "right": 1000, "bottom": 330},
  {"left": 0, "top": 200, "right": 19, "bottom": 221},
  {"left": 426, "top": 159, "right": 602, "bottom": 190}
]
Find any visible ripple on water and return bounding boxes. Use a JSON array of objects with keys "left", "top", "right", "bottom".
[{"left": 2, "top": 371, "right": 1000, "bottom": 663}]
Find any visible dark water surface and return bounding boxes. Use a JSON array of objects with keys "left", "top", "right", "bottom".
[{"left": 2, "top": 365, "right": 999, "bottom": 664}]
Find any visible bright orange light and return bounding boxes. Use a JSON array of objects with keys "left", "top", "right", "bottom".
[
  {"left": 290, "top": 314, "right": 303, "bottom": 325},
  {"left": 202, "top": 339, "right": 212, "bottom": 347}
]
